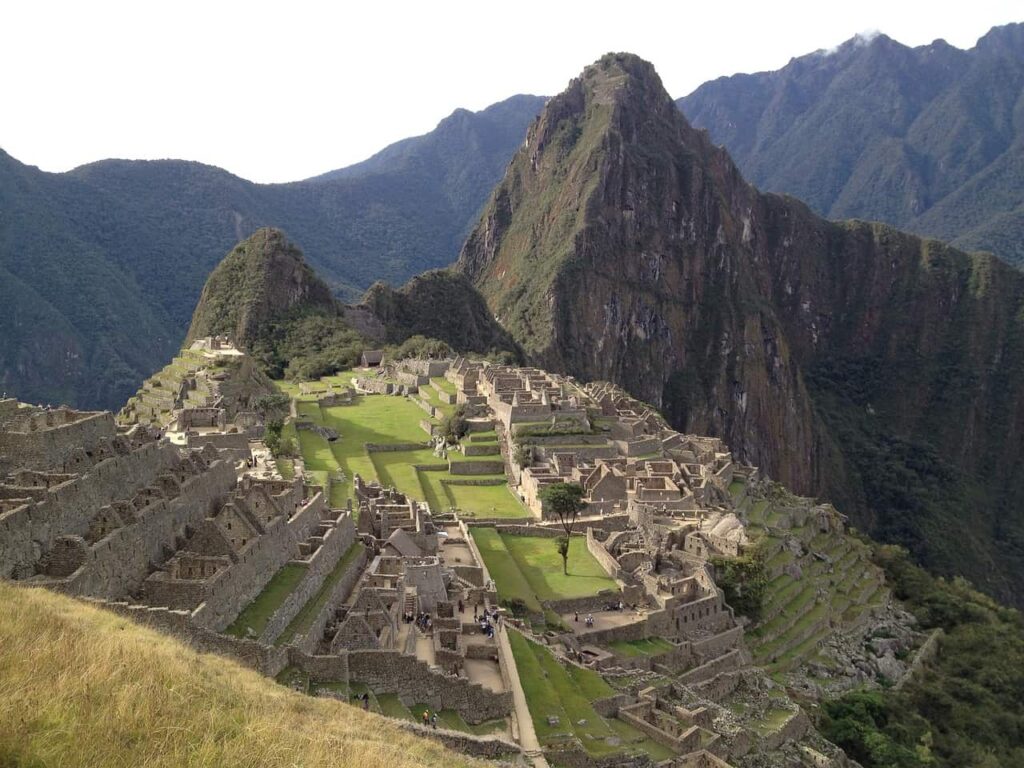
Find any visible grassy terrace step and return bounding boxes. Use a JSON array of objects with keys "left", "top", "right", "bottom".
[
  {"left": 275, "top": 542, "right": 363, "bottom": 646},
  {"left": 755, "top": 602, "right": 831, "bottom": 665},
  {"left": 508, "top": 631, "right": 673, "bottom": 761},
  {"left": 225, "top": 563, "right": 309, "bottom": 638}
]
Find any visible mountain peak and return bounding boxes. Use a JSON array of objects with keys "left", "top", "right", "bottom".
[{"left": 185, "top": 227, "right": 337, "bottom": 349}]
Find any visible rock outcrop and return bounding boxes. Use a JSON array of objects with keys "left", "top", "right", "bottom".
[{"left": 456, "top": 52, "right": 1024, "bottom": 605}]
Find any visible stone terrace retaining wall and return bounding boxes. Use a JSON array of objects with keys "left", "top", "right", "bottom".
[
  {"left": 348, "top": 649, "right": 512, "bottom": 724},
  {"left": 288, "top": 544, "right": 369, "bottom": 654},
  {"left": 83, "top": 596, "right": 289, "bottom": 677},
  {"left": 396, "top": 722, "right": 521, "bottom": 759},
  {"left": 259, "top": 513, "right": 357, "bottom": 644},
  {"left": 448, "top": 459, "right": 505, "bottom": 476}
]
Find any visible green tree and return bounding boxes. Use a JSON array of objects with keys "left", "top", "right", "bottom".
[
  {"left": 538, "top": 482, "right": 587, "bottom": 575},
  {"left": 441, "top": 404, "right": 469, "bottom": 442}
]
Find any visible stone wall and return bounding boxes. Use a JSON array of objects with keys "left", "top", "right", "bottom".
[
  {"left": 258, "top": 513, "right": 357, "bottom": 644},
  {"left": 44, "top": 458, "right": 238, "bottom": 599},
  {"left": 395, "top": 723, "right": 521, "bottom": 759},
  {"left": 348, "top": 650, "right": 512, "bottom": 723},
  {"left": 0, "top": 412, "right": 115, "bottom": 471},
  {"left": 586, "top": 527, "right": 620, "bottom": 578},
  {"left": 84, "top": 596, "right": 289, "bottom": 676},
  {"left": 0, "top": 441, "right": 179, "bottom": 578},
  {"left": 191, "top": 492, "right": 330, "bottom": 631},
  {"left": 447, "top": 459, "right": 505, "bottom": 476},
  {"left": 288, "top": 544, "right": 369, "bottom": 654}
]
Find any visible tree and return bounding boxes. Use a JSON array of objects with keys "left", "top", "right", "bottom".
[
  {"left": 538, "top": 482, "right": 587, "bottom": 575},
  {"left": 513, "top": 443, "right": 533, "bottom": 468},
  {"left": 441, "top": 404, "right": 469, "bottom": 442}
]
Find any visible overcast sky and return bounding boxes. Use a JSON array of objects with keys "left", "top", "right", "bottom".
[{"left": 2, "top": 1, "right": 1020, "bottom": 183}]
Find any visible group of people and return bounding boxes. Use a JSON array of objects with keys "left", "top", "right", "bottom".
[
  {"left": 403, "top": 612, "right": 433, "bottom": 632},
  {"left": 573, "top": 611, "right": 596, "bottom": 627},
  {"left": 474, "top": 604, "right": 501, "bottom": 639},
  {"left": 353, "top": 693, "right": 439, "bottom": 730}
]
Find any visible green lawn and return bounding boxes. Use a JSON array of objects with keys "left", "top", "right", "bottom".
[
  {"left": 508, "top": 630, "right": 672, "bottom": 760},
  {"left": 225, "top": 564, "right": 308, "bottom": 638},
  {"left": 502, "top": 533, "right": 618, "bottom": 601},
  {"left": 444, "top": 481, "right": 531, "bottom": 519},
  {"left": 472, "top": 529, "right": 618, "bottom": 613},
  {"left": 275, "top": 542, "right": 363, "bottom": 646}
]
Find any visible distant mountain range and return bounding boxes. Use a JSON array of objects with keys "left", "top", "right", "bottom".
[
  {"left": 679, "top": 22, "right": 1024, "bottom": 265},
  {"left": 0, "top": 94, "right": 546, "bottom": 409},
  {"left": 3, "top": 21, "right": 1024, "bottom": 415}
]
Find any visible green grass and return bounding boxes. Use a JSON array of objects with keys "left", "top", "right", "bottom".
[
  {"left": 276, "top": 543, "right": 363, "bottom": 646},
  {"left": 606, "top": 637, "right": 675, "bottom": 658},
  {"left": 507, "top": 630, "right": 667, "bottom": 759},
  {"left": 472, "top": 528, "right": 543, "bottom": 615},
  {"left": 225, "top": 564, "right": 308, "bottom": 639},
  {"left": 431, "top": 377, "right": 456, "bottom": 396},
  {"left": 472, "top": 529, "right": 618, "bottom": 614},
  {"left": 501, "top": 534, "right": 618, "bottom": 601},
  {"left": 444, "top": 481, "right": 531, "bottom": 519}
]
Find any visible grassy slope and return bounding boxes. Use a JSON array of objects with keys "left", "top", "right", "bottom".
[{"left": 0, "top": 583, "right": 480, "bottom": 768}]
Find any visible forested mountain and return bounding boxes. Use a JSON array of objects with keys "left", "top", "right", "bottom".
[
  {"left": 457, "top": 52, "right": 1024, "bottom": 609},
  {"left": 0, "top": 95, "right": 545, "bottom": 410},
  {"left": 678, "top": 22, "right": 1024, "bottom": 267}
]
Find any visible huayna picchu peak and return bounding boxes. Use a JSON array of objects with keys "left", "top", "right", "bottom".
[
  {"left": 4, "top": 19, "right": 1024, "bottom": 768},
  {"left": 458, "top": 52, "right": 1024, "bottom": 610}
]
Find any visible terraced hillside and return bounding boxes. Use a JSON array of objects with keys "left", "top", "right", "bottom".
[
  {"left": 739, "top": 484, "right": 889, "bottom": 675},
  {"left": 119, "top": 346, "right": 275, "bottom": 428},
  {"left": 281, "top": 377, "right": 529, "bottom": 519}
]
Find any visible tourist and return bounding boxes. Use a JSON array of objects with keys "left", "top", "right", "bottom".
[
  {"left": 574, "top": 611, "right": 579, "bottom": 622},
  {"left": 431, "top": 713, "right": 438, "bottom": 730},
  {"left": 422, "top": 709, "right": 430, "bottom": 726},
  {"left": 457, "top": 598, "right": 464, "bottom": 614}
]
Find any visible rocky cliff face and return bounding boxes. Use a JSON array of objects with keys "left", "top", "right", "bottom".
[
  {"left": 359, "top": 270, "right": 520, "bottom": 357},
  {"left": 457, "top": 53, "right": 1024, "bottom": 604}
]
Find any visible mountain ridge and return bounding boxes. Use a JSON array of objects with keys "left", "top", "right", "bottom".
[
  {"left": 457, "top": 51, "right": 1024, "bottom": 607},
  {"left": 0, "top": 94, "right": 545, "bottom": 410},
  {"left": 678, "top": 22, "right": 1024, "bottom": 267}
]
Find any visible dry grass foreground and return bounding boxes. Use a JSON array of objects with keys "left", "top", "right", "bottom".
[{"left": 0, "top": 583, "right": 484, "bottom": 768}]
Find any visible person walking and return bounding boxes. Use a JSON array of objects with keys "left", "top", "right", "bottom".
[
  {"left": 422, "top": 709, "right": 430, "bottom": 726},
  {"left": 431, "top": 712, "right": 438, "bottom": 730}
]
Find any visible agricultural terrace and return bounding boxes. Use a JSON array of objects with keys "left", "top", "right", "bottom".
[
  {"left": 508, "top": 630, "right": 674, "bottom": 761},
  {"left": 282, "top": 377, "right": 529, "bottom": 518}
]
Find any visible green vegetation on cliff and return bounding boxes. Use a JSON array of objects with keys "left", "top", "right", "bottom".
[{"left": 821, "top": 545, "right": 1024, "bottom": 768}]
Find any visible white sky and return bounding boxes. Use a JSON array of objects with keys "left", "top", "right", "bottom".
[{"left": 2, "top": 1, "right": 1020, "bottom": 183}]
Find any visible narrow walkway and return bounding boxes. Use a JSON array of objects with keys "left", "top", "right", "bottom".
[{"left": 497, "top": 625, "right": 548, "bottom": 767}]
